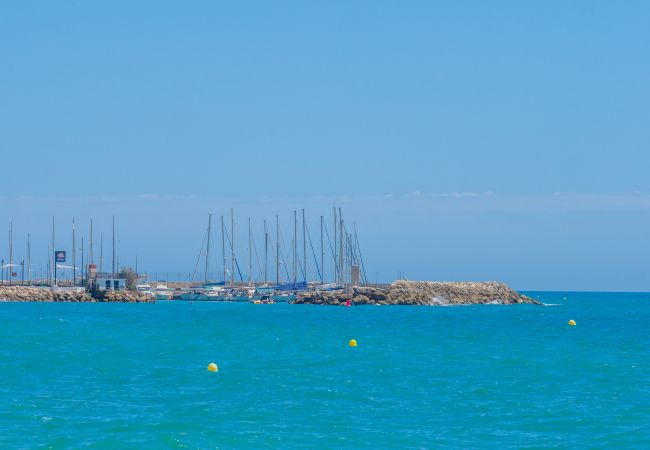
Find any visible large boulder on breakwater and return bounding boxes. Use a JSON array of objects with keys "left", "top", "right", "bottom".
[{"left": 294, "top": 280, "right": 540, "bottom": 306}]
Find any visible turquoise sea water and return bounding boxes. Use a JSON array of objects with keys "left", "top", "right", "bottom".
[{"left": 1, "top": 292, "right": 649, "bottom": 448}]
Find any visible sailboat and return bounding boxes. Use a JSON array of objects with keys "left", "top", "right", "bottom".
[{"left": 178, "top": 214, "right": 228, "bottom": 301}]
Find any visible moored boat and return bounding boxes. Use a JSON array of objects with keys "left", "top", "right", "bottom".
[
  {"left": 252, "top": 295, "right": 275, "bottom": 304},
  {"left": 136, "top": 284, "right": 155, "bottom": 298},
  {"left": 154, "top": 283, "right": 173, "bottom": 300},
  {"left": 272, "top": 293, "right": 296, "bottom": 302},
  {"left": 225, "top": 287, "right": 254, "bottom": 302}
]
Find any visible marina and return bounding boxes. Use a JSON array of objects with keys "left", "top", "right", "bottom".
[
  {"left": 0, "top": 207, "right": 373, "bottom": 303},
  {"left": 0, "top": 207, "right": 542, "bottom": 306}
]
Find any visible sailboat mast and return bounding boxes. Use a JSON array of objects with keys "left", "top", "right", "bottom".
[
  {"left": 248, "top": 217, "right": 252, "bottom": 286},
  {"left": 221, "top": 216, "right": 226, "bottom": 283},
  {"left": 52, "top": 216, "right": 56, "bottom": 286},
  {"left": 205, "top": 213, "right": 212, "bottom": 283},
  {"left": 89, "top": 219, "right": 94, "bottom": 264},
  {"left": 320, "top": 216, "right": 324, "bottom": 285},
  {"left": 27, "top": 233, "right": 31, "bottom": 283},
  {"left": 354, "top": 223, "right": 367, "bottom": 286},
  {"left": 264, "top": 219, "right": 268, "bottom": 285},
  {"left": 339, "top": 208, "right": 344, "bottom": 286},
  {"left": 293, "top": 210, "right": 297, "bottom": 285},
  {"left": 230, "top": 208, "right": 235, "bottom": 287},
  {"left": 112, "top": 216, "right": 115, "bottom": 278},
  {"left": 275, "top": 215, "right": 280, "bottom": 285},
  {"left": 9, "top": 221, "right": 13, "bottom": 285},
  {"left": 333, "top": 207, "right": 337, "bottom": 283},
  {"left": 72, "top": 218, "right": 76, "bottom": 286},
  {"left": 302, "top": 209, "right": 306, "bottom": 283},
  {"left": 81, "top": 236, "right": 84, "bottom": 284}
]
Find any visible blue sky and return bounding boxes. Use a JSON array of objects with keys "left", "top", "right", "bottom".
[{"left": 1, "top": 1, "right": 649, "bottom": 290}]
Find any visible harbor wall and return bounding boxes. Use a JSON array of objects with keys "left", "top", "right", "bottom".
[
  {"left": 293, "top": 280, "right": 541, "bottom": 306},
  {"left": 0, "top": 286, "right": 154, "bottom": 303},
  {"left": 0, "top": 281, "right": 539, "bottom": 305}
]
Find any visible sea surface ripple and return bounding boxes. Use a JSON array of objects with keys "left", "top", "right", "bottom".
[{"left": 1, "top": 292, "right": 649, "bottom": 448}]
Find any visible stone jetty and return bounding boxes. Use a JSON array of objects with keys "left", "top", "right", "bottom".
[
  {"left": 0, "top": 286, "right": 154, "bottom": 303},
  {"left": 293, "top": 280, "right": 540, "bottom": 306}
]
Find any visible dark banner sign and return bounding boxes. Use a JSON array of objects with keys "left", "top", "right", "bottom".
[{"left": 55, "top": 251, "right": 66, "bottom": 263}]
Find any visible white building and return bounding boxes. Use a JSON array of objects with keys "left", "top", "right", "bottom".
[{"left": 95, "top": 278, "right": 127, "bottom": 291}]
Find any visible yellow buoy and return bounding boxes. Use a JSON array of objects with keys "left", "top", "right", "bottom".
[
  {"left": 568, "top": 320, "right": 576, "bottom": 326},
  {"left": 207, "top": 362, "right": 218, "bottom": 372},
  {"left": 348, "top": 339, "right": 357, "bottom": 347}
]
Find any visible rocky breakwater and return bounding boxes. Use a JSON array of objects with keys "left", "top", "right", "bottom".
[
  {"left": 293, "top": 280, "right": 541, "bottom": 306},
  {"left": 93, "top": 290, "right": 154, "bottom": 303},
  {"left": 0, "top": 286, "right": 154, "bottom": 303}
]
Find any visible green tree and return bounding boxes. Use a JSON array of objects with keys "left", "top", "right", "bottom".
[{"left": 119, "top": 267, "right": 138, "bottom": 290}]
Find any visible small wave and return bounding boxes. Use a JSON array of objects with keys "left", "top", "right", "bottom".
[{"left": 541, "top": 303, "right": 562, "bottom": 307}]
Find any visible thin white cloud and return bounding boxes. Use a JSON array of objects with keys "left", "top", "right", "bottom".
[
  {"left": 437, "top": 191, "right": 494, "bottom": 198},
  {"left": 5, "top": 194, "right": 198, "bottom": 203},
  {"left": 3, "top": 191, "right": 650, "bottom": 213}
]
